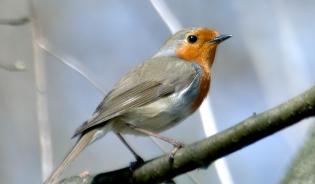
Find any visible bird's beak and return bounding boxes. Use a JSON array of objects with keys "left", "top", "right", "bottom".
[{"left": 210, "top": 34, "right": 232, "bottom": 44}]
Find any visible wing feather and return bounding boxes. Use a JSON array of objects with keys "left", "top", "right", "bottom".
[{"left": 73, "top": 57, "right": 199, "bottom": 137}]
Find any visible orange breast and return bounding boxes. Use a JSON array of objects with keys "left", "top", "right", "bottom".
[
  {"left": 175, "top": 28, "right": 217, "bottom": 112},
  {"left": 175, "top": 41, "right": 214, "bottom": 112},
  {"left": 191, "top": 64, "right": 211, "bottom": 111}
]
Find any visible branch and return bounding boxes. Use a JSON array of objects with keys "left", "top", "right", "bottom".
[
  {"left": 0, "top": 17, "right": 30, "bottom": 26},
  {"left": 59, "top": 86, "right": 315, "bottom": 184},
  {"left": 281, "top": 124, "right": 315, "bottom": 184},
  {"left": 0, "top": 16, "right": 29, "bottom": 71},
  {"left": 0, "top": 61, "right": 26, "bottom": 71}
]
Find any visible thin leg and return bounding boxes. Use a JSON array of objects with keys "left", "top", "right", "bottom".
[
  {"left": 126, "top": 123, "right": 184, "bottom": 161},
  {"left": 115, "top": 132, "right": 144, "bottom": 163}
]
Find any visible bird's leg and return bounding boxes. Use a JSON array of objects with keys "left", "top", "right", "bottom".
[
  {"left": 116, "top": 133, "right": 144, "bottom": 162},
  {"left": 115, "top": 133, "right": 144, "bottom": 170},
  {"left": 126, "top": 123, "right": 184, "bottom": 161},
  {"left": 116, "top": 132, "right": 177, "bottom": 183}
]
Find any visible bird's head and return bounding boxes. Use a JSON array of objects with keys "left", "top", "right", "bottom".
[{"left": 155, "top": 27, "right": 231, "bottom": 67}]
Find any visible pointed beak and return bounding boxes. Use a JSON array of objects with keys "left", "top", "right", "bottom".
[{"left": 210, "top": 34, "right": 232, "bottom": 44}]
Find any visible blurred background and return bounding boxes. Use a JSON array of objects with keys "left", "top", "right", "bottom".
[{"left": 0, "top": 0, "right": 315, "bottom": 183}]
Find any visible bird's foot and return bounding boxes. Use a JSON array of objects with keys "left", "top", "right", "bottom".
[
  {"left": 169, "top": 141, "right": 185, "bottom": 162},
  {"left": 129, "top": 156, "right": 145, "bottom": 171},
  {"left": 79, "top": 170, "right": 90, "bottom": 178}
]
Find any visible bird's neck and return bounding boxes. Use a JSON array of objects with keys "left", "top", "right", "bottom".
[
  {"left": 189, "top": 51, "right": 217, "bottom": 111},
  {"left": 176, "top": 44, "right": 217, "bottom": 75},
  {"left": 175, "top": 44, "right": 217, "bottom": 111},
  {"left": 190, "top": 60, "right": 211, "bottom": 111},
  {"left": 195, "top": 48, "right": 217, "bottom": 77}
]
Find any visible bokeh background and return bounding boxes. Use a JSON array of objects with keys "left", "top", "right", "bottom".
[{"left": 0, "top": 0, "right": 315, "bottom": 183}]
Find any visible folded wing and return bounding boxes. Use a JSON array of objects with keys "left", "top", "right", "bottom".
[{"left": 73, "top": 56, "right": 199, "bottom": 137}]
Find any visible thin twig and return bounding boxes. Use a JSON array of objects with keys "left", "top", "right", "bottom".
[
  {"left": 0, "top": 61, "right": 26, "bottom": 71},
  {"left": 0, "top": 17, "right": 30, "bottom": 26},
  {"left": 28, "top": 1, "right": 53, "bottom": 181},
  {"left": 36, "top": 41, "right": 105, "bottom": 94}
]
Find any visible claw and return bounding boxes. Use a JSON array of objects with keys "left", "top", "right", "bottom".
[
  {"left": 79, "top": 170, "right": 90, "bottom": 177},
  {"left": 168, "top": 142, "right": 184, "bottom": 162}
]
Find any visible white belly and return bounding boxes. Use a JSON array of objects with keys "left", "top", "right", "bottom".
[{"left": 110, "top": 77, "right": 201, "bottom": 135}]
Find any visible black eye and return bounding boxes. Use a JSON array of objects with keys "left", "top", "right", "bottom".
[{"left": 187, "top": 35, "right": 198, "bottom": 43}]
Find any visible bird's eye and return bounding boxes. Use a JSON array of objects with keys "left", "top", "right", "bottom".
[{"left": 187, "top": 35, "right": 198, "bottom": 43}]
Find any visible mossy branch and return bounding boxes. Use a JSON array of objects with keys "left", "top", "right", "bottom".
[{"left": 59, "top": 86, "right": 315, "bottom": 184}]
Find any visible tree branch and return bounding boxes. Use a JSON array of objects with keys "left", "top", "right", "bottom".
[
  {"left": 59, "top": 86, "right": 315, "bottom": 184},
  {"left": 0, "top": 17, "right": 30, "bottom": 26},
  {"left": 281, "top": 123, "right": 315, "bottom": 184}
]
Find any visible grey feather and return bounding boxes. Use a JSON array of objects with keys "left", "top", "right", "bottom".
[
  {"left": 73, "top": 56, "right": 198, "bottom": 137},
  {"left": 44, "top": 130, "right": 97, "bottom": 184}
]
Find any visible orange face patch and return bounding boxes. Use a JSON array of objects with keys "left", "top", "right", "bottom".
[
  {"left": 176, "top": 28, "right": 219, "bottom": 111},
  {"left": 175, "top": 28, "right": 219, "bottom": 66}
]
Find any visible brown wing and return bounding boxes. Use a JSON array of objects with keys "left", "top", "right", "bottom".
[{"left": 73, "top": 56, "right": 199, "bottom": 137}]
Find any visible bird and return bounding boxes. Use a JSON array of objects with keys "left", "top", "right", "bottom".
[{"left": 44, "top": 27, "right": 231, "bottom": 184}]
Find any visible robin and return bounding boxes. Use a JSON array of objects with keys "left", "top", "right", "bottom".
[{"left": 44, "top": 27, "right": 231, "bottom": 184}]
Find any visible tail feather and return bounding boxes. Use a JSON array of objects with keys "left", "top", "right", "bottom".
[{"left": 43, "top": 130, "right": 96, "bottom": 184}]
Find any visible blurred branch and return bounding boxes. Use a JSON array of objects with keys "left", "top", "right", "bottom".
[
  {"left": 59, "top": 86, "right": 315, "bottom": 184},
  {"left": 281, "top": 124, "right": 315, "bottom": 184},
  {"left": 0, "top": 16, "right": 29, "bottom": 72},
  {"left": 150, "top": 0, "right": 181, "bottom": 33},
  {"left": 36, "top": 41, "right": 105, "bottom": 94},
  {"left": 0, "top": 61, "right": 26, "bottom": 71},
  {"left": 28, "top": 0, "right": 54, "bottom": 180},
  {"left": 0, "top": 17, "right": 30, "bottom": 26}
]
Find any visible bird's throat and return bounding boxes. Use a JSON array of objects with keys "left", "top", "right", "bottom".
[
  {"left": 190, "top": 61, "right": 211, "bottom": 112},
  {"left": 175, "top": 44, "right": 216, "bottom": 111}
]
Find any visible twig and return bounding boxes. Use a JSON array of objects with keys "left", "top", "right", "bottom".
[
  {"left": 59, "top": 85, "right": 315, "bottom": 184},
  {"left": 36, "top": 41, "right": 105, "bottom": 94},
  {"left": 28, "top": 1, "right": 54, "bottom": 180},
  {"left": 0, "top": 61, "right": 26, "bottom": 71},
  {"left": 0, "top": 17, "right": 30, "bottom": 26}
]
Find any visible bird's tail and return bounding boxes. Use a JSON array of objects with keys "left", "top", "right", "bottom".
[{"left": 43, "top": 129, "right": 97, "bottom": 184}]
